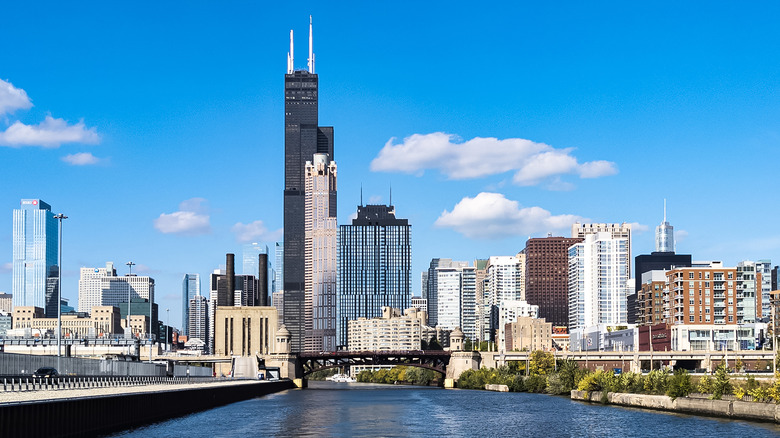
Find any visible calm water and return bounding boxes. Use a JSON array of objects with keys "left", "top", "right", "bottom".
[{"left": 112, "top": 381, "right": 780, "bottom": 437}]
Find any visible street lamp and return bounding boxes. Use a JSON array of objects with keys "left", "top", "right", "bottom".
[
  {"left": 166, "top": 308, "right": 170, "bottom": 351},
  {"left": 126, "top": 261, "right": 135, "bottom": 342},
  {"left": 54, "top": 213, "right": 67, "bottom": 372}
]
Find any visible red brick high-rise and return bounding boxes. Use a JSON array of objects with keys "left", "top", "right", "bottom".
[{"left": 524, "top": 237, "right": 583, "bottom": 327}]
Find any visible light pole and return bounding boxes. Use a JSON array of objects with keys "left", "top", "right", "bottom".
[
  {"left": 54, "top": 213, "right": 67, "bottom": 372},
  {"left": 166, "top": 308, "right": 170, "bottom": 351},
  {"left": 126, "top": 261, "right": 135, "bottom": 342},
  {"left": 148, "top": 289, "right": 153, "bottom": 363}
]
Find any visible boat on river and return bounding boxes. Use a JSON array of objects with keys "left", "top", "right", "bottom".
[{"left": 326, "top": 373, "right": 356, "bottom": 383}]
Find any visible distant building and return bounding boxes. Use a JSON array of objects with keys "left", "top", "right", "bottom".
[
  {"left": 304, "top": 154, "right": 338, "bottom": 352},
  {"left": 568, "top": 232, "right": 630, "bottom": 330},
  {"left": 497, "top": 299, "right": 539, "bottom": 350},
  {"left": 272, "top": 291, "right": 284, "bottom": 328},
  {"left": 0, "top": 312, "right": 11, "bottom": 336},
  {"left": 0, "top": 293, "right": 12, "bottom": 313},
  {"left": 524, "top": 236, "right": 583, "bottom": 327},
  {"left": 347, "top": 307, "right": 429, "bottom": 351},
  {"left": 243, "top": 243, "right": 272, "bottom": 306},
  {"left": 336, "top": 204, "right": 411, "bottom": 348},
  {"left": 213, "top": 306, "right": 279, "bottom": 356},
  {"left": 571, "top": 222, "right": 632, "bottom": 275},
  {"left": 435, "top": 261, "right": 477, "bottom": 340},
  {"left": 755, "top": 259, "right": 773, "bottom": 320},
  {"left": 181, "top": 273, "right": 200, "bottom": 336},
  {"left": 410, "top": 296, "right": 427, "bottom": 313},
  {"left": 188, "top": 294, "right": 209, "bottom": 348},
  {"left": 12, "top": 199, "right": 59, "bottom": 316},
  {"left": 118, "top": 299, "right": 159, "bottom": 337},
  {"left": 78, "top": 262, "right": 156, "bottom": 317},
  {"left": 482, "top": 255, "right": 525, "bottom": 341},
  {"left": 12, "top": 305, "right": 122, "bottom": 337},
  {"left": 504, "top": 316, "right": 552, "bottom": 352}
]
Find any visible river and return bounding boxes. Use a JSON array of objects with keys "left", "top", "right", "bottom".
[{"left": 111, "top": 381, "right": 780, "bottom": 437}]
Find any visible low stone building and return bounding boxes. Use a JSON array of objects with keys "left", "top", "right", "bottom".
[
  {"left": 348, "top": 307, "right": 447, "bottom": 351},
  {"left": 504, "top": 316, "right": 552, "bottom": 352},
  {"left": 11, "top": 305, "right": 122, "bottom": 338},
  {"left": 213, "top": 306, "right": 279, "bottom": 356}
]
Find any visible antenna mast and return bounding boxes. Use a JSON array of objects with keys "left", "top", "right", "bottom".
[
  {"left": 308, "top": 15, "right": 315, "bottom": 73},
  {"left": 287, "top": 30, "right": 294, "bottom": 74}
]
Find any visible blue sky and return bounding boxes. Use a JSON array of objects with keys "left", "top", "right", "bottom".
[{"left": 2, "top": 2, "right": 779, "bottom": 330}]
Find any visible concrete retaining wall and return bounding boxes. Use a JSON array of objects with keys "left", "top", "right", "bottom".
[
  {"left": 1, "top": 379, "right": 295, "bottom": 437},
  {"left": 485, "top": 384, "right": 509, "bottom": 392},
  {"left": 571, "top": 390, "right": 779, "bottom": 423}
]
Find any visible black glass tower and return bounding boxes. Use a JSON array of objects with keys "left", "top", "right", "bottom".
[{"left": 283, "top": 21, "right": 334, "bottom": 352}]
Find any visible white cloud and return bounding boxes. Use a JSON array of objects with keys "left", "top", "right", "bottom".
[
  {"left": 0, "top": 79, "right": 32, "bottom": 115},
  {"left": 0, "top": 116, "right": 99, "bottom": 148},
  {"left": 630, "top": 222, "right": 650, "bottom": 233},
  {"left": 231, "top": 220, "right": 282, "bottom": 243},
  {"left": 675, "top": 229, "right": 689, "bottom": 243},
  {"left": 62, "top": 152, "right": 101, "bottom": 165},
  {"left": 0, "top": 262, "right": 11, "bottom": 274},
  {"left": 370, "top": 132, "right": 617, "bottom": 187},
  {"left": 368, "top": 195, "right": 383, "bottom": 204},
  {"left": 434, "top": 192, "right": 584, "bottom": 239},
  {"left": 154, "top": 198, "right": 211, "bottom": 235}
]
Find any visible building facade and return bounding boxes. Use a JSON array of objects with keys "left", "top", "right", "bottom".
[
  {"left": 336, "top": 204, "right": 411, "bottom": 348},
  {"left": 347, "top": 307, "right": 428, "bottom": 351},
  {"left": 188, "top": 294, "right": 209, "bottom": 347},
  {"left": 78, "top": 263, "right": 155, "bottom": 326},
  {"left": 181, "top": 273, "right": 200, "bottom": 336},
  {"left": 283, "top": 21, "right": 334, "bottom": 353},
  {"left": 435, "top": 263, "right": 477, "bottom": 341},
  {"left": 0, "top": 293, "right": 12, "bottom": 313},
  {"left": 12, "top": 305, "right": 122, "bottom": 337},
  {"left": 213, "top": 306, "right": 279, "bottom": 356},
  {"left": 12, "top": 199, "right": 58, "bottom": 315},
  {"left": 524, "top": 236, "right": 583, "bottom": 327},
  {"left": 304, "top": 153, "right": 338, "bottom": 352},
  {"left": 504, "top": 316, "right": 552, "bottom": 352},
  {"left": 568, "top": 232, "right": 630, "bottom": 330}
]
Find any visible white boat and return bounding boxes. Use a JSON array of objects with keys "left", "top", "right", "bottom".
[{"left": 326, "top": 373, "right": 356, "bottom": 383}]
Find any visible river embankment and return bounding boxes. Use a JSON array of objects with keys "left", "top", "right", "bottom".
[
  {"left": 1, "top": 379, "right": 295, "bottom": 437},
  {"left": 571, "top": 390, "right": 780, "bottom": 423}
]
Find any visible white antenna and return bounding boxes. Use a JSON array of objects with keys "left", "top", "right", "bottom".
[
  {"left": 663, "top": 198, "right": 667, "bottom": 222},
  {"left": 308, "top": 15, "right": 315, "bottom": 73},
  {"left": 287, "top": 30, "right": 294, "bottom": 74}
]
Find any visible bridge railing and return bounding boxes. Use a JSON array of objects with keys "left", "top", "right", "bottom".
[{"left": 0, "top": 375, "right": 225, "bottom": 393}]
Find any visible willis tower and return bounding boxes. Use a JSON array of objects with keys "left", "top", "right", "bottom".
[{"left": 283, "top": 17, "right": 334, "bottom": 352}]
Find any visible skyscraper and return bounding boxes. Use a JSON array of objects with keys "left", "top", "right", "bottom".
[
  {"left": 337, "top": 204, "right": 412, "bottom": 348},
  {"left": 304, "top": 153, "right": 337, "bottom": 351},
  {"left": 12, "top": 199, "right": 58, "bottom": 315},
  {"left": 568, "top": 232, "right": 630, "bottom": 330},
  {"left": 435, "top": 263, "right": 477, "bottom": 340},
  {"left": 182, "top": 273, "right": 200, "bottom": 336},
  {"left": 524, "top": 236, "right": 583, "bottom": 327},
  {"left": 283, "top": 17, "right": 334, "bottom": 352},
  {"left": 655, "top": 200, "right": 674, "bottom": 253},
  {"left": 571, "top": 222, "right": 632, "bottom": 276}
]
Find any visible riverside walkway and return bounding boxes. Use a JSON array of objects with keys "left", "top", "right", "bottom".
[{"left": 0, "top": 379, "right": 259, "bottom": 405}]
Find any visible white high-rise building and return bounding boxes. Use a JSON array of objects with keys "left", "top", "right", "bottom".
[
  {"left": 755, "top": 259, "right": 773, "bottom": 319},
  {"left": 572, "top": 222, "right": 633, "bottom": 276},
  {"left": 78, "top": 262, "right": 155, "bottom": 314},
  {"left": 304, "top": 153, "right": 337, "bottom": 352},
  {"left": 188, "top": 294, "right": 209, "bottom": 346},
  {"left": 481, "top": 256, "right": 523, "bottom": 341},
  {"left": 497, "top": 299, "right": 539, "bottom": 352},
  {"left": 435, "top": 263, "right": 476, "bottom": 340},
  {"left": 568, "top": 232, "right": 629, "bottom": 330}
]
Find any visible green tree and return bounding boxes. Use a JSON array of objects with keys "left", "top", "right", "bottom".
[
  {"left": 463, "top": 338, "right": 472, "bottom": 351},
  {"left": 666, "top": 369, "right": 692, "bottom": 400},
  {"left": 428, "top": 337, "right": 443, "bottom": 350},
  {"left": 529, "top": 351, "right": 555, "bottom": 376},
  {"left": 711, "top": 363, "right": 733, "bottom": 400}
]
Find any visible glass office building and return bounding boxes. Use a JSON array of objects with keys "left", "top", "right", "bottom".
[
  {"left": 12, "top": 199, "right": 58, "bottom": 315},
  {"left": 336, "top": 204, "right": 411, "bottom": 348},
  {"left": 182, "top": 273, "right": 200, "bottom": 336}
]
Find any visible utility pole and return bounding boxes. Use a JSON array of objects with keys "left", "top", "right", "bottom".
[{"left": 54, "top": 213, "right": 67, "bottom": 372}]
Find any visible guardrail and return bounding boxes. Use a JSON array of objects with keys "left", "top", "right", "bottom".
[{"left": 0, "top": 375, "right": 221, "bottom": 393}]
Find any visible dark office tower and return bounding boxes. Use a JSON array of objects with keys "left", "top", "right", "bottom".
[
  {"left": 258, "top": 253, "right": 268, "bottom": 306},
  {"left": 336, "top": 204, "right": 412, "bottom": 348},
  {"left": 283, "top": 17, "right": 334, "bottom": 352},
  {"left": 524, "top": 236, "right": 583, "bottom": 327}
]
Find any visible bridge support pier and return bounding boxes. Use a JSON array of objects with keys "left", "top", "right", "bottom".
[
  {"left": 445, "top": 351, "right": 481, "bottom": 389},
  {"left": 265, "top": 354, "right": 303, "bottom": 381}
]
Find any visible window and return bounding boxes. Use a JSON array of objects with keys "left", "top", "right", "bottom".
[{"left": 689, "top": 272, "right": 694, "bottom": 279}]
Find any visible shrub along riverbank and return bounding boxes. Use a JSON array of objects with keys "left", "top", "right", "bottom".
[
  {"left": 356, "top": 366, "right": 439, "bottom": 386},
  {"left": 456, "top": 350, "right": 780, "bottom": 403}
]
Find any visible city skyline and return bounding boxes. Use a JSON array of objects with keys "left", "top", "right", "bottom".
[{"left": 2, "top": 3, "right": 780, "bottom": 331}]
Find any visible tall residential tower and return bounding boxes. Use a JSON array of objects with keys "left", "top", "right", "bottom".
[{"left": 12, "top": 199, "right": 59, "bottom": 315}]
